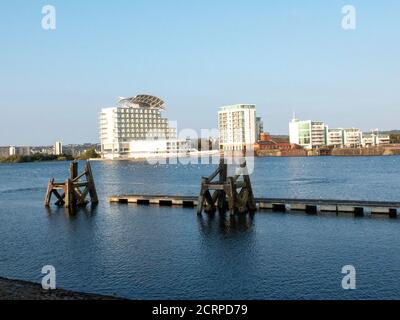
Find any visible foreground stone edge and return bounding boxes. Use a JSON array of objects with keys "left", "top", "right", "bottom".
[{"left": 0, "top": 277, "right": 124, "bottom": 300}]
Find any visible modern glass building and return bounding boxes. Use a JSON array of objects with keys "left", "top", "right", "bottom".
[{"left": 289, "top": 118, "right": 327, "bottom": 149}]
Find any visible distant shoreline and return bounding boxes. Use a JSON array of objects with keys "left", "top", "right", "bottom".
[
  {"left": 0, "top": 149, "right": 101, "bottom": 164},
  {"left": 0, "top": 155, "right": 73, "bottom": 164}
]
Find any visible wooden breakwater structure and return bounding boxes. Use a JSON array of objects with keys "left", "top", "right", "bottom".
[
  {"left": 197, "top": 157, "right": 256, "bottom": 215},
  {"left": 109, "top": 194, "right": 400, "bottom": 218},
  {"left": 45, "top": 161, "right": 98, "bottom": 209}
]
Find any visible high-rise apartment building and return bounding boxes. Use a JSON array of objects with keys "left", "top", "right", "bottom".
[
  {"left": 218, "top": 104, "right": 257, "bottom": 151},
  {"left": 54, "top": 142, "right": 63, "bottom": 155},
  {"left": 100, "top": 95, "right": 188, "bottom": 159}
]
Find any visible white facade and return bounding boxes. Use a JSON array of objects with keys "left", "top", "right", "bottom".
[
  {"left": 377, "top": 134, "right": 391, "bottom": 145},
  {"left": 290, "top": 116, "right": 391, "bottom": 149},
  {"left": 343, "top": 129, "right": 362, "bottom": 147},
  {"left": 9, "top": 146, "right": 16, "bottom": 156},
  {"left": 289, "top": 118, "right": 327, "bottom": 149},
  {"left": 327, "top": 128, "right": 362, "bottom": 148},
  {"left": 362, "top": 133, "right": 391, "bottom": 147},
  {"left": 218, "top": 104, "right": 257, "bottom": 151},
  {"left": 327, "top": 129, "right": 343, "bottom": 147},
  {"left": 54, "top": 142, "right": 63, "bottom": 155},
  {"left": 100, "top": 95, "right": 188, "bottom": 159}
]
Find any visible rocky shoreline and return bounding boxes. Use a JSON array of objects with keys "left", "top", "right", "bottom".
[{"left": 0, "top": 277, "right": 123, "bottom": 300}]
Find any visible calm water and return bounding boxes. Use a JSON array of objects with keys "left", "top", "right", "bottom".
[{"left": 1, "top": 156, "right": 400, "bottom": 299}]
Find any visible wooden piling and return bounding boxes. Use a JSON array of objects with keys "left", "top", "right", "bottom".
[
  {"left": 44, "top": 161, "right": 98, "bottom": 209},
  {"left": 197, "top": 153, "right": 256, "bottom": 215}
]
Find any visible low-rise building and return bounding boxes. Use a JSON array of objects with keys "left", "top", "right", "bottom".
[
  {"left": 328, "top": 128, "right": 362, "bottom": 148},
  {"left": 255, "top": 133, "right": 307, "bottom": 157},
  {"left": 343, "top": 128, "right": 363, "bottom": 147},
  {"left": 0, "top": 146, "right": 31, "bottom": 158},
  {"left": 327, "top": 129, "right": 344, "bottom": 148},
  {"left": 289, "top": 118, "right": 327, "bottom": 149},
  {"left": 362, "top": 133, "right": 391, "bottom": 147}
]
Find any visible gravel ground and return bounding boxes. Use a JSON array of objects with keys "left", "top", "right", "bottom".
[{"left": 0, "top": 277, "right": 123, "bottom": 300}]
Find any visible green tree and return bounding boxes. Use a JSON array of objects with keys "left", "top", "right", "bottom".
[
  {"left": 78, "top": 148, "right": 100, "bottom": 160},
  {"left": 390, "top": 134, "right": 400, "bottom": 144}
]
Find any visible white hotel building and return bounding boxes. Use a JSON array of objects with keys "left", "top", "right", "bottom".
[
  {"left": 100, "top": 95, "right": 188, "bottom": 159},
  {"left": 218, "top": 104, "right": 258, "bottom": 152}
]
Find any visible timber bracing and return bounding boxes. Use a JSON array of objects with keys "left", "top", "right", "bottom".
[
  {"left": 197, "top": 156, "right": 256, "bottom": 215},
  {"left": 44, "top": 161, "right": 99, "bottom": 209}
]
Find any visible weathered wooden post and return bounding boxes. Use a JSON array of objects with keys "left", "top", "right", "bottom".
[
  {"left": 70, "top": 162, "right": 78, "bottom": 180},
  {"left": 44, "top": 179, "right": 54, "bottom": 207},
  {"left": 44, "top": 161, "right": 98, "bottom": 209},
  {"left": 85, "top": 161, "right": 99, "bottom": 205},
  {"left": 65, "top": 179, "right": 73, "bottom": 208},
  {"left": 197, "top": 152, "right": 256, "bottom": 215}
]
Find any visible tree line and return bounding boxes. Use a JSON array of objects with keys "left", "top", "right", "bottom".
[{"left": 0, "top": 148, "right": 100, "bottom": 164}]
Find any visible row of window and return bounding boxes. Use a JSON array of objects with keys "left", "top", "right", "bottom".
[
  {"left": 116, "top": 109, "right": 160, "bottom": 114},
  {"left": 116, "top": 124, "right": 169, "bottom": 128}
]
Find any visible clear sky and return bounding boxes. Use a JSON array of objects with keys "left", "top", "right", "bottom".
[{"left": 0, "top": 0, "right": 399, "bottom": 145}]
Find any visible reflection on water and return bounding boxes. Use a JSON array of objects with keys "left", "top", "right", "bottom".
[
  {"left": 197, "top": 212, "right": 255, "bottom": 236},
  {"left": 45, "top": 205, "right": 99, "bottom": 219}
]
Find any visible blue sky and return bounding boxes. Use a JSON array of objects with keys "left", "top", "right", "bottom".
[{"left": 0, "top": 0, "right": 399, "bottom": 145}]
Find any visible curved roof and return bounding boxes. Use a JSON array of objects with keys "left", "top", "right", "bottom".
[{"left": 119, "top": 95, "right": 165, "bottom": 110}]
